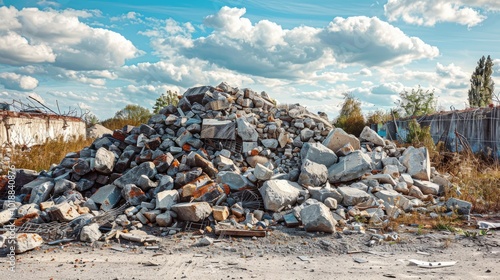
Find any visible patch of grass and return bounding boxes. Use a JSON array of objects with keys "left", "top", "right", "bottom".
[{"left": 5, "top": 136, "right": 94, "bottom": 171}]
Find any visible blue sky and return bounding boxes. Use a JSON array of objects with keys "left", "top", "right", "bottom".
[{"left": 0, "top": 0, "right": 499, "bottom": 120}]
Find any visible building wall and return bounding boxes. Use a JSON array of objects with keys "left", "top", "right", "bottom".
[{"left": 0, "top": 111, "right": 86, "bottom": 147}]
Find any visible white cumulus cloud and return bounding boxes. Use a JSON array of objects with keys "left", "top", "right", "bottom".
[
  {"left": 384, "top": 0, "right": 500, "bottom": 27},
  {"left": 0, "top": 72, "right": 39, "bottom": 91}
]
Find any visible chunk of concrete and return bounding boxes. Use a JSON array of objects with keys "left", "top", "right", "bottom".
[
  {"left": 365, "top": 174, "right": 397, "bottom": 186},
  {"left": 49, "top": 202, "right": 80, "bottom": 222},
  {"left": 300, "top": 142, "right": 338, "bottom": 168},
  {"left": 155, "top": 190, "right": 179, "bottom": 210},
  {"left": 254, "top": 163, "right": 273, "bottom": 181},
  {"left": 15, "top": 233, "right": 44, "bottom": 254},
  {"left": 53, "top": 178, "right": 76, "bottom": 197},
  {"left": 446, "top": 198, "right": 472, "bottom": 215},
  {"left": 382, "top": 165, "right": 400, "bottom": 179},
  {"left": 359, "top": 126, "right": 385, "bottom": 147},
  {"left": 337, "top": 186, "right": 371, "bottom": 206},
  {"left": 300, "top": 203, "right": 337, "bottom": 233},
  {"left": 29, "top": 180, "right": 54, "bottom": 205},
  {"left": 217, "top": 171, "right": 250, "bottom": 191},
  {"left": 94, "top": 147, "right": 116, "bottom": 174},
  {"left": 171, "top": 202, "right": 212, "bottom": 222},
  {"left": 212, "top": 205, "right": 230, "bottom": 221},
  {"left": 0, "top": 209, "right": 14, "bottom": 226},
  {"left": 89, "top": 184, "right": 122, "bottom": 211},
  {"left": 322, "top": 128, "right": 360, "bottom": 154},
  {"left": 80, "top": 223, "right": 102, "bottom": 242},
  {"left": 259, "top": 180, "right": 303, "bottom": 212},
  {"left": 113, "top": 162, "right": 157, "bottom": 188},
  {"left": 156, "top": 212, "right": 173, "bottom": 227},
  {"left": 121, "top": 184, "right": 147, "bottom": 206},
  {"left": 400, "top": 146, "right": 430, "bottom": 181},
  {"left": 328, "top": 151, "right": 372, "bottom": 183},
  {"left": 413, "top": 180, "right": 440, "bottom": 195},
  {"left": 298, "top": 159, "right": 328, "bottom": 187},
  {"left": 236, "top": 117, "right": 258, "bottom": 141}
]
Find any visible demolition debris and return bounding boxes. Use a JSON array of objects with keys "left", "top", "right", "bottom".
[{"left": 0, "top": 83, "right": 471, "bottom": 253}]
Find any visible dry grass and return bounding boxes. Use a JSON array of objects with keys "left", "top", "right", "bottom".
[
  {"left": 434, "top": 151, "right": 500, "bottom": 213},
  {"left": 100, "top": 118, "right": 137, "bottom": 131},
  {"left": 5, "top": 136, "right": 94, "bottom": 172}
]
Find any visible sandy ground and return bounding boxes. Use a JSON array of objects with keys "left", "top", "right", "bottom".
[{"left": 1, "top": 225, "right": 499, "bottom": 280}]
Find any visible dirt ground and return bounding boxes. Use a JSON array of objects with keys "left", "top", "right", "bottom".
[{"left": 1, "top": 223, "right": 499, "bottom": 280}]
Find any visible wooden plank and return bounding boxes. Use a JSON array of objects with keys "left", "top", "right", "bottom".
[{"left": 215, "top": 228, "right": 266, "bottom": 237}]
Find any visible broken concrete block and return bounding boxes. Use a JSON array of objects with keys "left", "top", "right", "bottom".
[
  {"left": 236, "top": 117, "right": 258, "bottom": 141},
  {"left": 171, "top": 202, "right": 212, "bottom": 222},
  {"left": 399, "top": 173, "right": 414, "bottom": 187},
  {"left": 395, "top": 182, "right": 409, "bottom": 194},
  {"left": 121, "top": 184, "right": 147, "bottom": 206},
  {"left": 359, "top": 126, "right": 385, "bottom": 147},
  {"left": 300, "top": 203, "right": 337, "bottom": 233},
  {"left": 214, "top": 155, "right": 238, "bottom": 172},
  {"left": 0, "top": 209, "right": 14, "bottom": 226},
  {"left": 72, "top": 159, "right": 91, "bottom": 175},
  {"left": 322, "top": 128, "right": 360, "bottom": 154},
  {"left": 337, "top": 186, "right": 371, "bottom": 206},
  {"left": 193, "top": 153, "right": 218, "bottom": 178},
  {"left": 29, "top": 180, "right": 54, "bottom": 205},
  {"left": 89, "top": 184, "right": 122, "bottom": 211},
  {"left": 143, "top": 210, "right": 161, "bottom": 223},
  {"left": 80, "top": 223, "right": 102, "bottom": 242},
  {"left": 16, "top": 203, "right": 40, "bottom": 218},
  {"left": 382, "top": 157, "right": 407, "bottom": 173},
  {"left": 200, "top": 119, "right": 236, "bottom": 139},
  {"left": 408, "top": 185, "right": 425, "bottom": 199},
  {"left": 261, "top": 139, "right": 279, "bottom": 149},
  {"left": 49, "top": 202, "right": 80, "bottom": 222},
  {"left": 137, "top": 174, "right": 158, "bottom": 191},
  {"left": 254, "top": 163, "right": 273, "bottom": 181},
  {"left": 382, "top": 165, "right": 400, "bottom": 179},
  {"left": 113, "top": 162, "right": 157, "bottom": 188},
  {"left": 328, "top": 151, "right": 372, "bottom": 183},
  {"left": 212, "top": 205, "right": 229, "bottom": 221},
  {"left": 324, "top": 197, "right": 338, "bottom": 209},
  {"left": 300, "top": 142, "right": 338, "bottom": 168},
  {"left": 298, "top": 159, "right": 328, "bottom": 187},
  {"left": 246, "top": 155, "right": 269, "bottom": 168},
  {"left": 413, "top": 180, "right": 440, "bottom": 195},
  {"left": 39, "top": 201, "right": 54, "bottom": 211},
  {"left": 336, "top": 142, "right": 355, "bottom": 157},
  {"left": 400, "top": 146, "right": 430, "bottom": 181},
  {"left": 365, "top": 174, "right": 397, "bottom": 186},
  {"left": 446, "top": 198, "right": 472, "bottom": 215},
  {"left": 94, "top": 147, "right": 116, "bottom": 174},
  {"left": 53, "top": 178, "right": 76, "bottom": 197},
  {"left": 259, "top": 180, "right": 303, "bottom": 212},
  {"left": 15, "top": 233, "right": 44, "bottom": 254},
  {"left": 156, "top": 212, "right": 173, "bottom": 227},
  {"left": 155, "top": 190, "right": 179, "bottom": 210},
  {"left": 217, "top": 171, "right": 250, "bottom": 191}
]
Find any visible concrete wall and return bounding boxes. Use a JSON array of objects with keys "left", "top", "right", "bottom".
[
  {"left": 385, "top": 106, "right": 500, "bottom": 158},
  {"left": 0, "top": 111, "right": 86, "bottom": 147}
]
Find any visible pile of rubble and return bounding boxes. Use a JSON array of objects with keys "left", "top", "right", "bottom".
[{"left": 0, "top": 82, "right": 472, "bottom": 253}]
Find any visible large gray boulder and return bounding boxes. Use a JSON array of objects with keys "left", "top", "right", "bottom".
[
  {"left": 298, "top": 159, "right": 328, "bottom": 187},
  {"left": 322, "top": 128, "right": 360, "bottom": 154},
  {"left": 413, "top": 179, "right": 440, "bottom": 195},
  {"left": 328, "top": 151, "right": 372, "bottom": 183},
  {"left": 259, "top": 180, "right": 303, "bottom": 212},
  {"left": 300, "top": 203, "right": 337, "bottom": 233},
  {"left": 399, "top": 146, "right": 430, "bottom": 181},
  {"left": 300, "top": 142, "right": 338, "bottom": 168},
  {"left": 155, "top": 190, "right": 179, "bottom": 210},
  {"left": 359, "top": 126, "right": 385, "bottom": 146}
]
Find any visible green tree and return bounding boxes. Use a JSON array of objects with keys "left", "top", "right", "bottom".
[
  {"left": 396, "top": 86, "right": 437, "bottom": 117},
  {"left": 115, "top": 104, "right": 151, "bottom": 123},
  {"left": 153, "top": 90, "right": 179, "bottom": 113},
  {"left": 468, "top": 55, "right": 495, "bottom": 107},
  {"left": 335, "top": 93, "right": 365, "bottom": 136}
]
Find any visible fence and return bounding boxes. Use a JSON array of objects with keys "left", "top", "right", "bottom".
[
  {"left": 0, "top": 111, "right": 86, "bottom": 147},
  {"left": 384, "top": 106, "right": 500, "bottom": 158}
]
